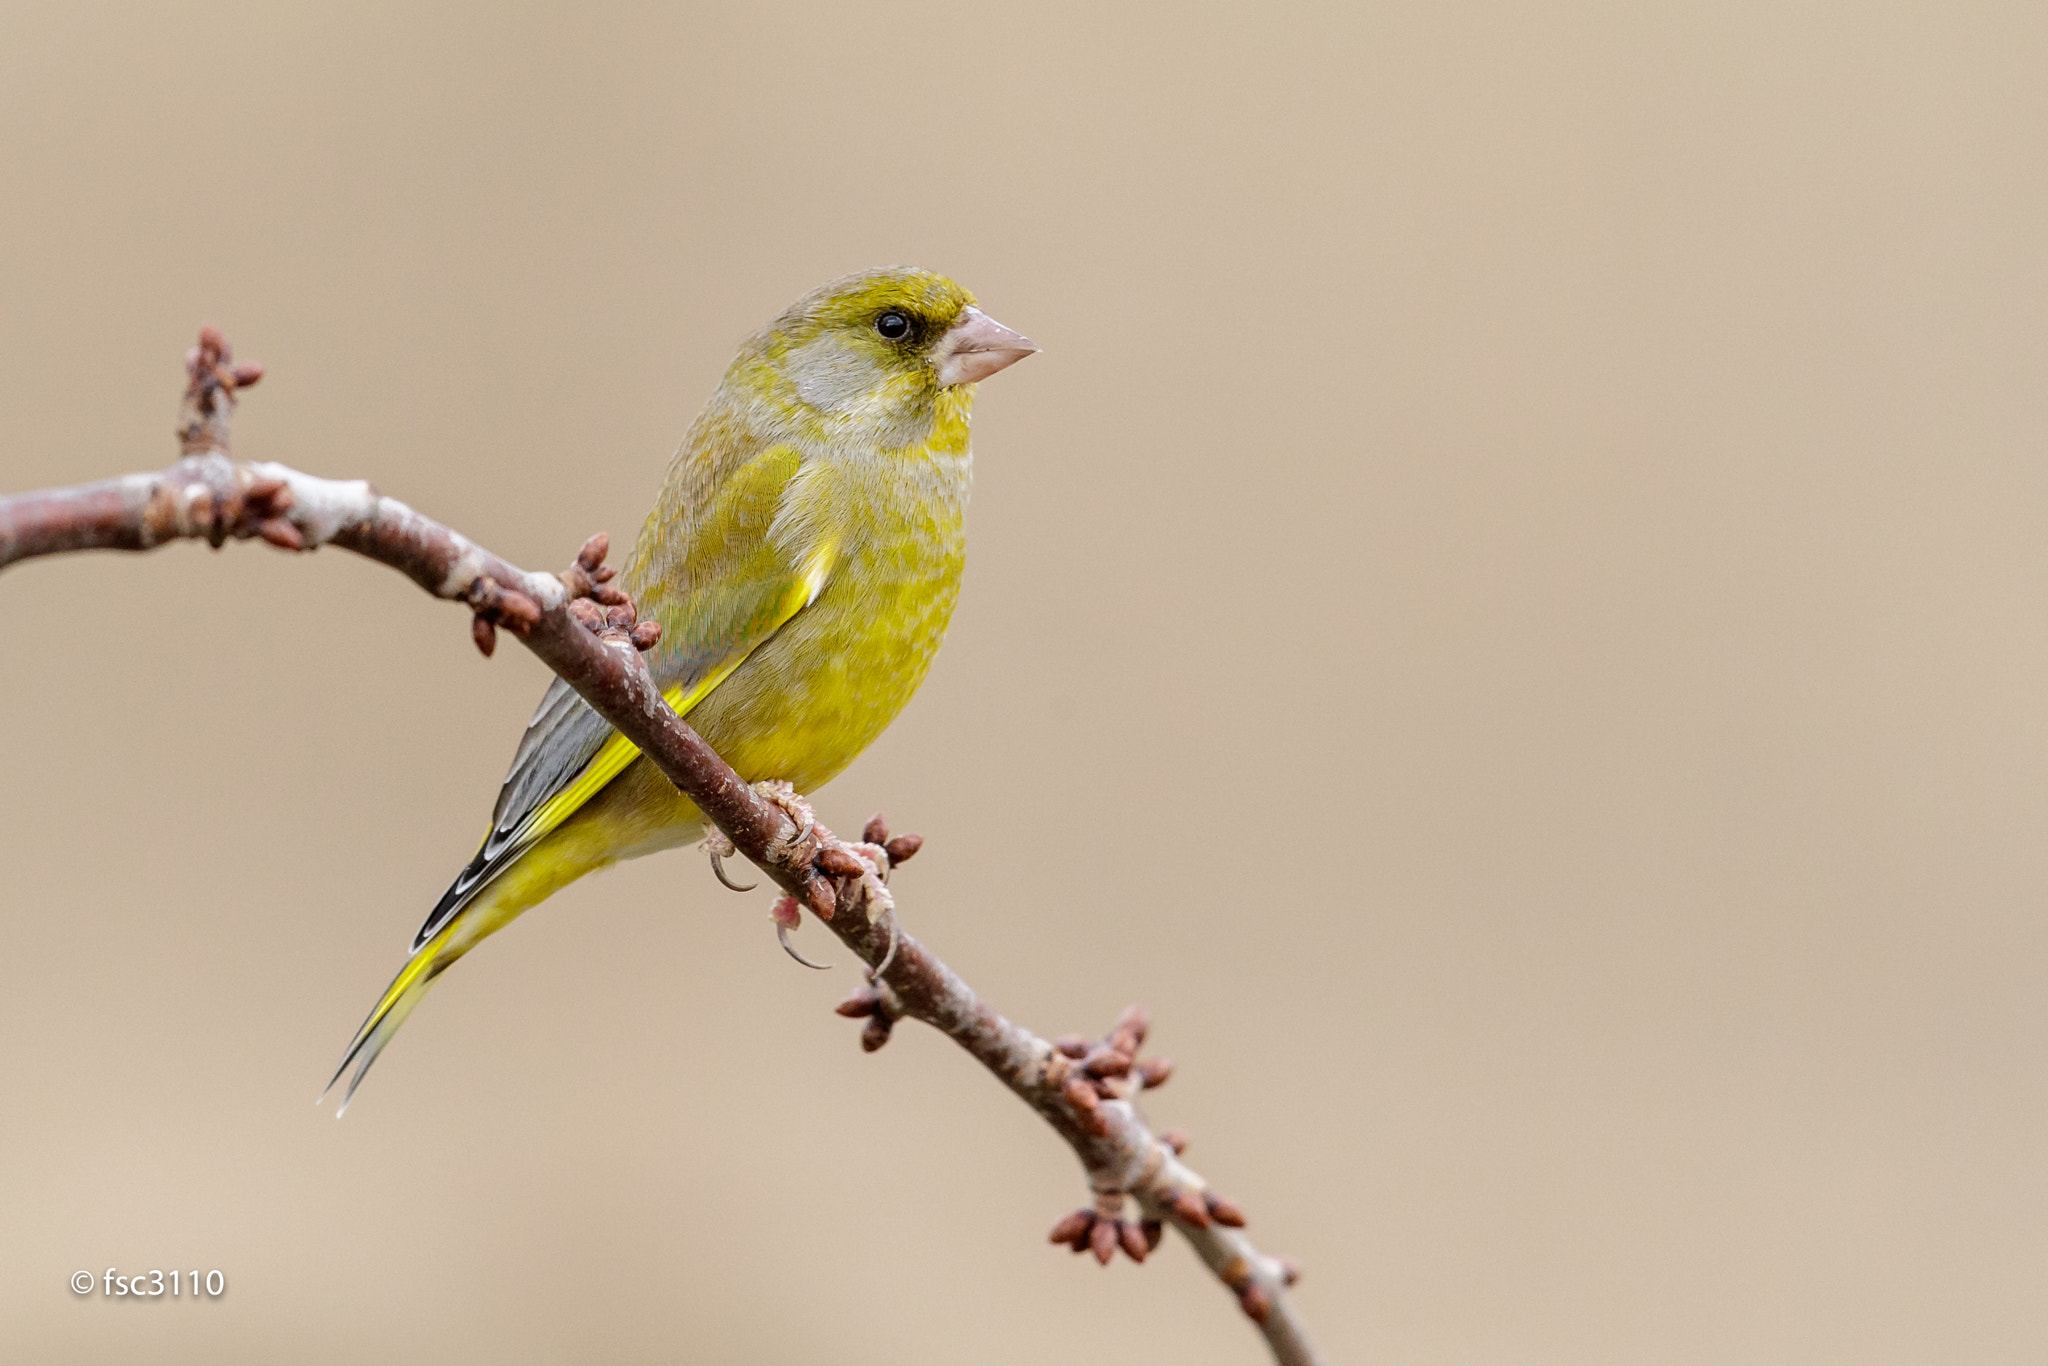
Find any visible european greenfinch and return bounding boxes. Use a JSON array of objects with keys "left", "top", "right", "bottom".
[{"left": 326, "top": 268, "right": 1036, "bottom": 1111}]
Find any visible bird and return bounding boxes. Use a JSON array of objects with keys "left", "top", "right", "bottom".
[{"left": 323, "top": 268, "right": 1037, "bottom": 1113}]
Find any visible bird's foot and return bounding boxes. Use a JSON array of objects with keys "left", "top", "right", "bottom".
[
  {"left": 751, "top": 779, "right": 816, "bottom": 856},
  {"left": 762, "top": 808, "right": 924, "bottom": 976}
]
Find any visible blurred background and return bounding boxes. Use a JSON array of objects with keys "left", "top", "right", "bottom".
[{"left": 3, "top": 2, "right": 2046, "bottom": 1361}]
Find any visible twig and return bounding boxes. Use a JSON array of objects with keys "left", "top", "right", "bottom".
[{"left": 0, "top": 328, "right": 1321, "bottom": 1365}]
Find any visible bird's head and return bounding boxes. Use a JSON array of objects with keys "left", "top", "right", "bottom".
[{"left": 741, "top": 268, "right": 1037, "bottom": 443}]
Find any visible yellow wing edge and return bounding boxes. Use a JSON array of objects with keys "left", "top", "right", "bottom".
[{"left": 503, "top": 544, "right": 833, "bottom": 856}]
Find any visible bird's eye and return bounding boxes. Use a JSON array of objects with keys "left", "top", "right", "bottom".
[{"left": 875, "top": 310, "right": 913, "bottom": 341}]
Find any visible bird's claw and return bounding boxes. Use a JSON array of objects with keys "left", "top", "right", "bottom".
[
  {"left": 777, "top": 924, "right": 832, "bottom": 969},
  {"left": 769, "top": 895, "right": 831, "bottom": 970},
  {"left": 704, "top": 829, "right": 758, "bottom": 892},
  {"left": 711, "top": 853, "right": 757, "bottom": 893},
  {"left": 869, "top": 911, "right": 900, "bottom": 980}
]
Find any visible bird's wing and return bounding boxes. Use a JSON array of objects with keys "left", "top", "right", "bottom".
[{"left": 407, "top": 443, "right": 834, "bottom": 950}]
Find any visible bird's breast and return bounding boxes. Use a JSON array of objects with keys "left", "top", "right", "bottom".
[{"left": 686, "top": 457, "right": 969, "bottom": 792}]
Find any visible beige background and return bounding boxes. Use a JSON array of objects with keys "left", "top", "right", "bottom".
[{"left": 3, "top": 2, "right": 2046, "bottom": 1362}]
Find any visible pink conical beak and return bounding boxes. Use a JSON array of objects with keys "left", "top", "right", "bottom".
[{"left": 933, "top": 306, "right": 1039, "bottom": 387}]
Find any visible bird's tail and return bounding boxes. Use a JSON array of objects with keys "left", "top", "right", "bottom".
[{"left": 321, "top": 919, "right": 461, "bottom": 1117}]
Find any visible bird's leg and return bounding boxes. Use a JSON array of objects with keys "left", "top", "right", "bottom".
[
  {"left": 703, "top": 828, "right": 758, "bottom": 893},
  {"left": 738, "top": 782, "right": 838, "bottom": 968}
]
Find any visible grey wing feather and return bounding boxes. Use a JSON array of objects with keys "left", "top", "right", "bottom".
[
  {"left": 408, "top": 678, "right": 615, "bottom": 951},
  {"left": 491, "top": 677, "right": 612, "bottom": 835}
]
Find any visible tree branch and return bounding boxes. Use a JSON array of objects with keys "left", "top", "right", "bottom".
[{"left": 0, "top": 328, "right": 1321, "bottom": 1365}]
